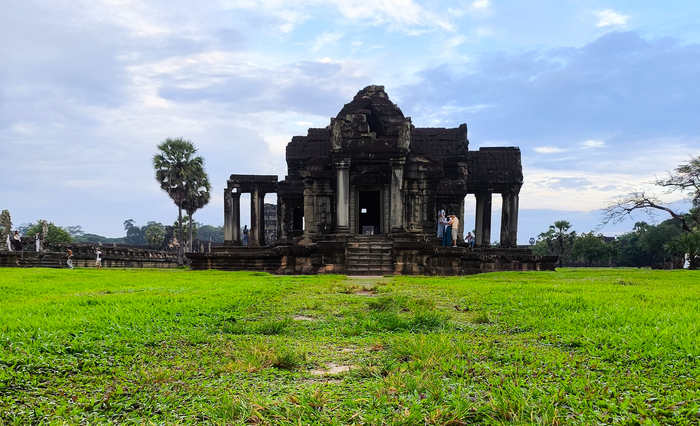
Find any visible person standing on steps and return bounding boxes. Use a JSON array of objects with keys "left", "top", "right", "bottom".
[
  {"left": 437, "top": 204, "right": 446, "bottom": 239},
  {"left": 450, "top": 213, "right": 460, "bottom": 247},
  {"left": 442, "top": 215, "right": 453, "bottom": 247},
  {"left": 242, "top": 225, "right": 249, "bottom": 246},
  {"left": 12, "top": 231, "right": 23, "bottom": 251}
]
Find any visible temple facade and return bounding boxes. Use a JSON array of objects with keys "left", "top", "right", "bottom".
[
  {"left": 193, "top": 85, "right": 556, "bottom": 275},
  {"left": 223, "top": 85, "right": 522, "bottom": 247}
]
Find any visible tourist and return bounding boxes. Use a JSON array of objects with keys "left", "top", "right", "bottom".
[
  {"left": 242, "top": 225, "right": 249, "bottom": 245},
  {"left": 450, "top": 213, "right": 460, "bottom": 247},
  {"left": 465, "top": 232, "right": 474, "bottom": 249},
  {"left": 95, "top": 248, "right": 102, "bottom": 269},
  {"left": 437, "top": 204, "right": 446, "bottom": 238},
  {"left": 442, "top": 215, "right": 453, "bottom": 247},
  {"left": 66, "top": 248, "right": 74, "bottom": 269},
  {"left": 11, "top": 231, "right": 23, "bottom": 251},
  {"left": 35, "top": 232, "right": 41, "bottom": 252}
]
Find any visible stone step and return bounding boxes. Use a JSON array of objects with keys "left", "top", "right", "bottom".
[
  {"left": 346, "top": 269, "right": 394, "bottom": 276},
  {"left": 346, "top": 258, "right": 392, "bottom": 264}
]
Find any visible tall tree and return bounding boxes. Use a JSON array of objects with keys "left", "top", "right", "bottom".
[
  {"left": 538, "top": 220, "right": 577, "bottom": 268},
  {"left": 181, "top": 171, "right": 211, "bottom": 252},
  {"left": 603, "top": 156, "right": 700, "bottom": 233},
  {"left": 153, "top": 138, "right": 206, "bottom": 265},
  {"left": 123, "top": 219, "right": 146, "bottom": 245},
  {"left": 572, "top": 232, "right": 608, "bottom": 266},
  {"left": 665, "top": 232, "right": 700, "bottom": 270},
  {"left": 25, "top": 221, "right": 73, "bottom": 243}
]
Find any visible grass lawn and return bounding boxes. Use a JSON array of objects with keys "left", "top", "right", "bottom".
[{"left": 0, "top": 267, "right": 699, "bottom": 425}]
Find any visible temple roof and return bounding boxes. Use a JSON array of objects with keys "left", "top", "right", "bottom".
[{"left": 335, "top": 85, "right": 406, "bottom": 137}]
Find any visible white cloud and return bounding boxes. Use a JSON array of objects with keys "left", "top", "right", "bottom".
[
  {"left": 222, "top": 0, "right": 454, "bottom": 33},
  {"left": 311, "top": 32, "right": 343, "bottom": 53},
  {"left": 582, "top": 139, "right": 604, "bottom": 148},
  {"left": 471, "top": 0, "right": 489, "bottom": 10},
  {"left": 596, "top": 9, "right": 629, "bottom": 27},
  {"left": 534, "top": 146, "right": 567, "bottom": 154},
  {"left": 11, "top": 123, "right": 38, "bottom": 135},
  {"left": 520, "top": 169, "right": 656, "bottom": 211},
  {"left": 476, "top": 27, "right": 493, "bottom": 37}
]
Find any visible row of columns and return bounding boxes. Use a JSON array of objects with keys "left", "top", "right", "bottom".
[
  {"left": 473, "top": 191, "right": 519, "bottom": 248},
  {"left": 334, "top": 158, "right": 406, "bottom": 235},
  {"left": 224, "top": 188, "right": 267, "bottom": 246}
]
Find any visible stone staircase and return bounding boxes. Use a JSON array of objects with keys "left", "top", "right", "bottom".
[{"left": 345, "top": 236, "right": 394, "bottom": 276}]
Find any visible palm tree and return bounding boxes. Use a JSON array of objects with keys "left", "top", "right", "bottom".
[
  {"left": 153, "top": 138, "right": 207, "bottom": 265},
  {"left": 181, "top": 173, "right": 211, "bottom": 252}
]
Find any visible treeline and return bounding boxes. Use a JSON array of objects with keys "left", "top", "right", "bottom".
[
  {"left": 532, "top": 217, "right": 699, "bottom": 268},
  {"left": 18, "top": 219, "right": 224, "bottom": 247}
]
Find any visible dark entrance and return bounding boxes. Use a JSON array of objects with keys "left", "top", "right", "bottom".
[
  {"left": 292, "top": 208, "right": 304, "bottom": 236},
  {"left": 358, "top": 190, "right": 381, "bottom": 234}
]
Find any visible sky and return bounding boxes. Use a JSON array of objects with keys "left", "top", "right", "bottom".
[{"left": 2, "top": 0, "right": 700, "bottom": 243}]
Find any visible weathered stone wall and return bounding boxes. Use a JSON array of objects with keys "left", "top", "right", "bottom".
[
  {"left": 188, "top": 237, "right": 557, "bottom": 276},
  {"left": 0, "top": 243, "right": 178, "bottom": 269}
]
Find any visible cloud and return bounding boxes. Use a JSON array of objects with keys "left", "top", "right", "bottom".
[
  {"left": 471, "top": 0, "right": 489, "bottom": 10},
  {"left": 582, "top": 139, "right": 604, "bottom": 148},
  {"left": 534, "top": 146, "right": 567, "bottom": 154},
  {"left": 476, "top": 27, "right": 494, "bottom": 37},
  {"left": 596, "top": 9, "right": 629, "bottom": 27},
  {"left": 399, "top": 31, "right": 700, "bottom": 157},
  {"left": 218, "top": 0, "right": 456, "bottom": 34},
  {"left": 311, "top": 32, "right": 343, "bottom": 53}
]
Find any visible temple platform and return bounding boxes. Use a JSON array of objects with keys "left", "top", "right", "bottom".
[{"left": 188, "top": 236, "right": 557, "bottom": 276}]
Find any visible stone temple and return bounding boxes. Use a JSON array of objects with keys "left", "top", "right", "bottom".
[{"left": 189, "top": 86, "right": 556, "bottom": 275}]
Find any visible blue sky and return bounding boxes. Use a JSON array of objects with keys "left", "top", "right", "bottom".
[{"left": 2, "top": 0, "right": 700, "bottom": 242}]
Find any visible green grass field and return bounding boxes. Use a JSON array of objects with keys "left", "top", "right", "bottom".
[{"left": 1, "top": 268, "right": 698, "bottom": 425}]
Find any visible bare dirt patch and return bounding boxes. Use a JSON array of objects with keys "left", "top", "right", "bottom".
[
  {"left": 309, "top": 363, "right": 354, "bottom": 376},
  {"left": 293, "top": 315, "right": 317, "bottom": 321}
]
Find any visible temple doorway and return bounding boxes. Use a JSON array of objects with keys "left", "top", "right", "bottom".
[{"left": 358, "top": 190, "right": 381, "bottom": 234}]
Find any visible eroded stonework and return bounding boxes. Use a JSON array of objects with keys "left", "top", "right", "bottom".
[{"left": 189, "top": 86, "right": 556, "bottom": 275}]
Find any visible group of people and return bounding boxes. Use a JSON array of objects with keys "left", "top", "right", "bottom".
[
  {"left": 7, "top": 231, "right": 43, "bottom": 252},
  {"left": 65, "top": 247, "right": 102, "bottom": 270},
  {"left": 7, "top": 230, "right": 23, "bottom": 251},
  {"left": 437, "top": 205, "right": 460, "bottom": 247},
  {"left": 437, "top": 205, "right": 475, "bottom": 248}
]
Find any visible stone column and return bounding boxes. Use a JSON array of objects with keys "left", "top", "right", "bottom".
[
  {"left": 475, "top": 192, "right": 492, "bottom": 247},
  {"left": 500, "top": 193, "right": 511, "bottom": 247},
  {"left": 474, "top": 194, "right": 483, "bottom": 247},
  {"left": 276, "top": 198, "right": 283, "bottom": 241},
  {"left": 390, "top": 159, "right": 405, "bottom": 233},
  {"left": 335, "top": 160, "right": 350, "bottom": 233},
  {"left": 257, "top": 191, "right": 266, "bottom": 245},
  {"left": 508, "top": 192, "right": 519, "bottom": 247},
  {"left": 303, "top": 189, "right": 315, "bottom": 240},
  {"left": 250, "top": 187, "right": 262, "bottom": 246},
  {"left": 231, "top": 192, "right": 241, "bottom": 245},
  {"left": 482, "top": 193, "right": 492, "bottom": 248},
  {"left": 224, "top": 189, "right": 233, "bottom": 244},
  {"left": 459, "top": 197, "right": 466, "bottom": 241}
]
